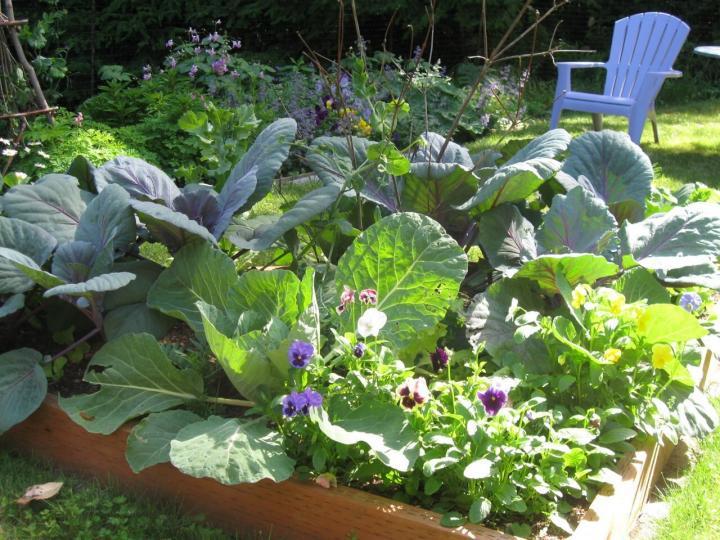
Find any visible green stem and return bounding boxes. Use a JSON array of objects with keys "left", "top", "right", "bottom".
[
  {"left": 447, "top": 360, "right": 456, "bottom": 415},
  {"left": 205, "top": 396, "right": 255, "bottom": 408}
]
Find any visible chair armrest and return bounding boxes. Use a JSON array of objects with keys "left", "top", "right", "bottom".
[
  {"left": 555, "top": 61, "right": 607, "bottom": 69},
  {"left": 555, "top": 62, "right": 606, "bottom": 95},
  {"left": 647, "top": 70, "right": 683, "bottom": 79}
]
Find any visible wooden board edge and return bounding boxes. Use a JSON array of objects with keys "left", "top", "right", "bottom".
[
  {"left": 1, "top": 395, "right": 515, "bottom": 540},
  {"left": 571, "top": 346, "right": 716, "bottom": 540}
]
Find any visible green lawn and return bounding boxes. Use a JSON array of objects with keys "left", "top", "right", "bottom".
[
  {"left": 0, "top": 450, "right": 236, "bottom": 540},
  {"left": 652, "top": 400, "right": 720, "bottom": 540},
  {"left": 470, "top": 98, "right": 720, "bottom": 191}
]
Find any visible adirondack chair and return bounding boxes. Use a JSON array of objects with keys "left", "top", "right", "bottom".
[{"left": 550, "top": 12, "right": 689, "bottom": 144}]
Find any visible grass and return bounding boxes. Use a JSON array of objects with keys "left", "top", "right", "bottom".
[
  {"left": 0, "top": 450, "right": 237, "bottom": 540},
  {"left": 652, "top": 400, "right": 720, "bottom": 540},
  {"left": 469, "top": 98, "right": 720, "bottom": 191}
]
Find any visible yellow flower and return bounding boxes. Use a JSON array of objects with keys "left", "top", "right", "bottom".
[
  {"left": 609, "top": 293, "right": 625, "bottom": 315},
  {"left": 637, "top": 308, "right": 650, "bottom": 333},
  {"left": 652, "top": 343, "right": 674, "bottom": 369},
  {"left": 603, "top": 348, "right": 622, "bottom": 364},
  {"left": 571, "top": 284, "right": 592, "bottom": 309},
  {"left": 356, "top": 118, "right": 372, "bottom": 136}
]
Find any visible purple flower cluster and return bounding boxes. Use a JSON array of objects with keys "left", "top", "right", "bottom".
[
  {"left": 477, "top": 386, "right": 507, "bottom": 416},
  {"left": 288, "top": 340, "right": 315, "bottom": 368},
  {"left": 679, "top": 292, "right": 702, "bottom": 312},
  {"left": 282, "top": 388, "right": 323, "bottom": 418},
  {"left": 212, "top": 57, "right": 228, "bottom": 75},
  {"left": 188, "top": 64, "right": 198, "bottom": 79},
  {"left": 430, "top": 347, "right": 449, "bottom": 372}
]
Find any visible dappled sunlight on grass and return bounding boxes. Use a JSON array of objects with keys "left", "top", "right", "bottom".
[{"left": 470, "top": 99, "right": 720, "bottom": 190}]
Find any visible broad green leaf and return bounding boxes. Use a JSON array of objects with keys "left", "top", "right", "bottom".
[
  {"left": 307, "top": 135, "right": 399, "bottom": 211},
  {"left": 2, "top": 174, "right": 86, "bottom": 242},
  {"left": 228, "top": 118, "right": 296, "bottom": 209},
  {"left": 673, "top": 387, "right": 719, "bottom": 438},
  {"left": 637, "top": 304, "right": 707, "bottom": 344},
  {"left": 131, "top": 200, "right": 217, "bottom": 251},
  {"left": 75, "top": 184, "right": 136, "bottom": 252},
  {"left": 51, "top": 241, "right": 109, "bottom": 283},
  {"left": 620, "top": 203, "right": 720, "bottom": 275},
  {"left": 66, "top": 155, "right": 96, "bottom": 192},
  {"left": 440, "top": 512, "right": 466, "bottom": 528},
  {"left": 232, "top": 269, "right": 307, "bottom": 328},
  {"left": 169, "top": 416, "right": 295, "bottom": 484},
  {"left": 463, "top": 458, "right": 494, "bottom": 479},
  {"left": 125, "top": 410, "right": 201, "bottom": 473},
  {"left": 197, "top": 302, "right": 289, "bottom": 402},
  {"left": 212, "top": 166, "right": 257, "bottom": 237},
  {"left": 94, "top": 156, "right": 181, "bottom": 207},
  {"left": 615, "top": 268, "right": 670, "bottom": 304},
  {"left": 401, "top": 166, "right": 478, "bottom": 227},
  {"left": 465, "top": 277, "right": 550, "bottom": 371},
  {"left": 44, "top": 272, "right": 136, "bottom": 298},
  {"left": 147, "top": 242, "right": 240, "bottom": 333},
  {"left": 226, "top": 184, "right": 341, "bottom": 251},
  {"left": 335, "top": 213, "right": 467, "bottom": 350},
  {"left": 561, "top": 130, "right": 653, "bottom": 223},
  {"left": 0, "top": 348, "right": 47, "bottom": 433},
  {"left": 310, "top": 398, "right": 420, "bottom": 472},
  {"left": 0, "top": 247, "right": 64, "bottom": 289},
  {"left": 104, "top": 303, "right": 175, "bottom": 340},
  {"left": 457, "top": 129, "right": 570, "bottom": 212},
  {"left": 413, "top": 131, "right": 473, "bottom": 168},
  {"left": 0, "top": 217, "right": 57, "bottom": 294},
  {"left": 599, "top": 427, "right": 637, "bottom": 444},
  {"left": 476, "top": 204, "right": 537, "bottom": 273},
  {"left": 59, "top": 333, "right": 204, "bottom": 434},
  {"left": 367, "top": 142, "right": 410, "bottom": 175},
  {"left": 516, "top": 254, "right": 618, "bottom": 294},
  {"left": 537, "top": 186, "right": 619, "bottom": 256},
  {"left": 556, "top": 427, "right": 596, "bottom": 445},
  {"left": 0, "top": 293, "right": 24, "bottom": 318},
  {"left": 656, "top": 262, "right": 720, "bottom": 290},
  {"left": 104, "top": 260, "right": 165, "bottom": 310},
  {"left": 469, "top": 497, "right": 492, "bottom": 524}
]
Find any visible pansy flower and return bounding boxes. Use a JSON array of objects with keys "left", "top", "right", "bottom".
[
  {"left": 396, "top": 377, "right": 430, "bottom": 410},
  {"left": 477, "top": 386, "right": 507, "bottom": 416},
  {"left": 430, "top": 347, "right": 449, "bottom": 371},
  {"left": 288, "top": 340, "right": 315, "bottom": 368},
  {"left": 652, "top": 344, "right": 673, "bottom": 369},
  {"left": 357, "top": 308, "right": 387, "bottom": 338},
  {"left": 359, "top": 288, "right": 378, "bottom": 305},
  {"left": 603, "top": 348, "right": 622, "bottom": 364},
  {"left": 282, "top": 388, "right": 323, "bottom": 418},
  {"left": 571, "top": 284, "right": 592, "bottom": 310},
  {"left": 353, "top": 343, "right": 366, "bottom": 358},
  {"left": 336, "top": 285, "right": 355, "bottom": 314},
  {"left": 679, "top": 292, "right": 702, "bottom": 313}
]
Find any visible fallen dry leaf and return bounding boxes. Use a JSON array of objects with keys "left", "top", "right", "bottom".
[{"left": 16, "top": 482, "right": 64, "bottom": 505}]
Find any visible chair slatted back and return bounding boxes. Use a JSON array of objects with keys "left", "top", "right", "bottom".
[{"left": 603, "top": 12, "right": 689, "bottom": 99}]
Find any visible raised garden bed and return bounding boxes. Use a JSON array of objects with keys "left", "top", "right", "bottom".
[{"left": 3, "top": 349, "right": 714, "bottom": 540}]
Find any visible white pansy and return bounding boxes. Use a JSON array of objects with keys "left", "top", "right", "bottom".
[{"left": 356, "top": 308, "right": 387, "bottom": 338}]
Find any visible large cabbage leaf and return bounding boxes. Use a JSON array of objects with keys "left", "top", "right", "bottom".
[
  {"left": 0, "top": 217, "right": 57, "bottom": 294},
  {"left": 94, "top": 156, "right": 181, "bottom": 207}
]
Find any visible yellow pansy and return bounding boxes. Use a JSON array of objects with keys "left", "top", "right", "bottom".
[
  {"left": 636, "top": 308, "right": 650, "bottom": 333},
  {"left": 609, "top": 293, "right": 626, "bottom": 315},
  {"left": 603, "top": 348, "right": 622, "bottom": 364},
  {"left": 651, "top": 343, "right": 673, "bottom": 369},
  {"left": 356, "top": 118, "right": 372, "bottom": 136},
  {"left": 571, "top": 284, "right": 592, "bottom": 309}
]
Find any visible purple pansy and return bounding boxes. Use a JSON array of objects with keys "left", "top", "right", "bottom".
[
  {"left": 359, "top": 289, "right": 378, "bottom": 305},
  {"left": 396, "top": 377, "right": 430, "bottom": 410},
  {"left": 232, "top": 39, "right": 242, "bottom": 49},
  {"left": 430, "top": 347, "right": 449, "bottom": 372},
  {"left": 165, "top": 39, "right": 174, "bottom": 48},
  {"left": 336, "top": 285, "right": 355, "bottom": 314},
  {"left": 477, "top": 386, "right": 507, "bottom": 416},
  {"left": 353, "top": 343, "right": 366, "bottom": 358},
  {"left": 679, "top": 292, "right": 702, "bottom": 313},
  {"left": 288, "top": 340, "right": 315, "bottom": 368},
  {"left": 282, "top": 388, "right": 322, "bottom": 418}
]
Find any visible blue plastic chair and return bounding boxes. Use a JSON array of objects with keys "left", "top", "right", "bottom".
[{"left": 550, "top": 12, "right": 690, "bottom": 143}]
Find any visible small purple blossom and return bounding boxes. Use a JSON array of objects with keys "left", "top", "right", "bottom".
[
  {"left": 142, "top": 64, "right": 152, "bottom": 80},
  {"left": 679, "top": 292, "right": 702, "bottom": 313},
  {"left": 165, "top": 39, "right": 174, "bottom": 48},
  {"left": 336, "top": 285, "right": 355, "bottom": 314},
  {"left": 353, "top": 343, "right": 366, "bottom": 358},
  {"left": 477, "top": 386, "right": 507, "bottom": 416},
  {"left": 188, "top": 64, "right": 198, "bottom": 79},
  {"left": 167, "top": 56, "right": 177, "bottom": 69},
  {"left": 359, "top": 289, "right": 378, "bottom": 305},
  {"left": 230, "top": 70, "right": 240, "bottom": 79},
  {"left": 288, "top": 340, "right": 315, "bottom": 368},
  {"left": 282, "top": 388, "right": 322, "bottom": 418},
  {"left": 206, "top": 48, "right": 217, "bottom": 56},
  {"left": 194, "top": 46, "right": 202, "bottom": 55},
  {"left": 189, "top": 27, "right": 200, "bottom": 43},
  {"left": 212, "top": 58, "right": 228, "bottom": 75},
  {"left": 74, "top": 112, "right": 84, "bottom": 126},
  {"left": 430, "top": 347, "right": 449, "bottom": 372},
  {"left": 210, "top": 31, "right": 221, "bottom": 42},
  {"left": 232, "top": 39, "right": 242, "bottom": 49},
  {"left": 412, "top": 45, "right": 423, "bottom": 62}
]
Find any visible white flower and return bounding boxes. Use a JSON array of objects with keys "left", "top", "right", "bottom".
[
  {"left": 2, "top": 148, "right": 17, "bottom": 157},
  {"left": 37, "top": 150, "right": 50, "bottom": 159},
  {"left": 356, "top": 308, "right": 387, "bottom": 338},
  {"left": 0, "top": 137, "right": 10, "bottom": 145}
]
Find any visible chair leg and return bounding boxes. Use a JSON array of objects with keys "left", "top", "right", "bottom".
[
  {"left": 592, "top": 113, "right": 603, "bottom": 131},
  {"left": 628, "top": 113, "right": 645, "bottom": 144},
  {"left": 648, "top": 108, "right": 659, "bottom": 144},
  {"left": 550, "top": 101, "right": 563, "bottom": 129}
]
